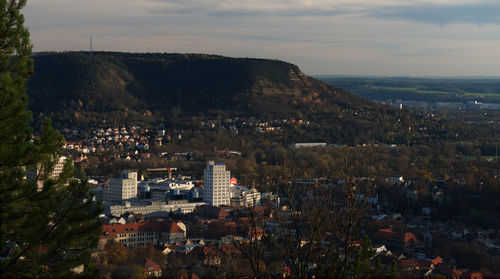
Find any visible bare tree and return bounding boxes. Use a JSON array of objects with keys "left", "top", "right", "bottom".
[{"left": 269, "top": 146, "right": 377, "bottom": 278}]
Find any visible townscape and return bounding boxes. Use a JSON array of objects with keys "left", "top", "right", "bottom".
[
  {"left": 70, "top": 154, "right": 498, "bottom": 278},
  {"left": 3, "top": 1, "right": 500, "bottom": 279},
  {"left": 37, "top": 120, "right": 500, "bottom": 277}
]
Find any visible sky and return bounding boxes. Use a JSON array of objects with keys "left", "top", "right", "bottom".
[{"left": 24, "top": 0, "right": 500, "bottom": 76}]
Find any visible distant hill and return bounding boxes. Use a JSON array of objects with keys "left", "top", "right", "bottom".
[{"left": 27, "top": 52, "right": 460, "bottom": 144}]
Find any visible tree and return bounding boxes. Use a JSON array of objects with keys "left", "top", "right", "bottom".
[
  {"left": 0, "top": 1, "right": 101, "bottom": 277},
  {"left": 132, "top": 265, "right": 146, "bottom": 279},
  {"left": 265, "top": 147, "right": 377, "bottom": 279},
  {"left": 351, "top": 236, "right": 375, "bottom": 278},
  {"left": 386, "top": 260, "right": 398, "bottom": 279},
  {"left": 105, "top": 242, "right": 129, "bottom": 265}
]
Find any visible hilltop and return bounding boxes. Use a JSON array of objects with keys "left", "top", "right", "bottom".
[{"left": 27, "top": 52, "right": 464, "bottom": 144}]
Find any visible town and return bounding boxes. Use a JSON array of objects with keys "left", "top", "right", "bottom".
[
  {"left": 45, "top": 119, "right": 499, "bottom": 278},
  {"left": 70, "top": 154, "right": 496, "bottom": 278},
  {"left": 4, "top": 1, "right": 500, "bottom": 278}
]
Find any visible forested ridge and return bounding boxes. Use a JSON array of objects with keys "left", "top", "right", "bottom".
[{"left": 27, "top": 51, "right": 482, "bottom": 145}]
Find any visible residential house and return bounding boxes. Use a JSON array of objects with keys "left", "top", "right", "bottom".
[
  {"left": 144, "top": 258, "right": 162, "bottom": 278},
  {"left": 375, "top": 228, "right": 420, "bottom": 251}
]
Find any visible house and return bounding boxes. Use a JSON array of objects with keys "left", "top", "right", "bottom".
[
  {"left": 373, "top": 244, "right": 388, "bottom": 255},
  {"left": 108, "top": 217, "right": 126, "bottom": 225},
  {"left": 460, "top": 271, "right": 484, "bottom": 279},
  {"left": 432, "top": 264, "right": 462, "bottom": 278},
  {"left": 176, "top": 270, "right": 200, "bottom": 279},
  {"left": 99, "top": 218, "right": 186, "bottom": 249},
  {"left": 449, "top": 225, "right": 470, "bottom": 239},
  {"left": 191, "top": 246, "right": 221, "bottom": 266},
  {"left": 161, "top": 220, "right": 186, "bottom": 243},
  {"left": 375, "top": 228, "right": 420, "bottom": 251},
  {"left": 196, "top": 205, "right": 230, "bottom": 221},
  {"left": 421, "top": 207, "right": 431, "bottom": 215},
  {"left": 248, "top": 226, "right": 266, "bottom": 241},
  {"left": 0, "top": 243, "right": 15, "bottom": 260},
  {"left": 387, "top": 176, "right": 404, "bottom": 185},
  {"left": 399, "top": 259, "right": 420, "bottom": 274},
  {"left": 144, "top": 258, "right": 162, "bottom": 277}
]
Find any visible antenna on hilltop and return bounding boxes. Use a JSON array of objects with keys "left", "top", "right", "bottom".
[{"left": 90, "top": 36, "right": 93, "bottom": 55}]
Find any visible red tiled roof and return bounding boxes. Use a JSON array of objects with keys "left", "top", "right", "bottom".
[
  {"left": 461, "top": 271, "right": 484, "bottom": 279},
  {"left": 164, "top": 221, "right": 184, "bottom": 233},
  {"left": 400, "top": 259, "right": 420, "bottom": 271},
  {"left": 224, "top": 221, "right": 237, "bottom": 227},
  {"left": 249, "top": 226, "right": 265, "bottom": 238},
  {"left": 431, "top": 256, "right": 443, "bottom": 266},
  {"left": 433, "top": 264, "right": 455, "bottom": 277},
  {"left": 376, "top": 228, "right": 418, "bottom": 244},
  {"left": 144, "top": 257, "right": 161, "bottom": 272},
  {"left": 221, "top": 245, "right": 240, "bottom": 255},
  {"left": 191, "top": 246, "right": 217, "bottom": 258},
  {"left": 101, "top": 219, "right": 182, "bottom": 239}
]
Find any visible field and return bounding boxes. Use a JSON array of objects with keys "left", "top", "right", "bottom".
[{"left": 318, "top": 77, "right": 500, "bottom": 103}]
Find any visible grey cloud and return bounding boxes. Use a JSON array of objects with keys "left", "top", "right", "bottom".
[
  {"left": 206, "top": 10, "right": 262, "bottom": 17},
  {"left": 367, "top": 3, "right": 500, "bottom": 25},
  {"left": 148, "top": 0, "right": 500, "bottom": 25},
  {"left": 147, "top": 0, "right": 349, "bottom": 18},
  {"left": 278, "top": 8, "right": 354, "bottom": 17},
  {"left": 223, "top": 33, "right": 357, "bottom": 45}
]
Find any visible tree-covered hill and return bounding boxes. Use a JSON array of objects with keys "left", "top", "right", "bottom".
[
  {"left": 27, "top": 52, "right": 478, "bottom": 144},
  {"left": 27, "top": 52, "right": 366, "bottom": 122}
]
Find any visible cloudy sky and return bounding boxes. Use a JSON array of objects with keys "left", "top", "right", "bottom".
[{"left": 24, "top": 0, "right": 500, "bottom": 76}]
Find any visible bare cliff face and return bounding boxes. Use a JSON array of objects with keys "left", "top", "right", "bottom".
[{"left": 251, "top": 67, "right": 310, "bottom": 97}]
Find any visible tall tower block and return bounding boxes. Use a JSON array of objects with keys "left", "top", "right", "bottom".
[{"left": 203, "top": 161, "right": 230, "bottom": 206}]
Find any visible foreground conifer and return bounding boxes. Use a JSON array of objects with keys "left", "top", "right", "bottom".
[{"left": 0, "top": 1, "right": 101, "bottom": 277}]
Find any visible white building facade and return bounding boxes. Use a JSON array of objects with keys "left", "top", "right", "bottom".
[
  {"left": 104, "top": 171, "right": 138, "bottom": 203},
  {"left": 107, "top": 200, "right": 205, "bottom": 216},
  {"left": 230, "top": 186, "right": 261, "bottom": 207},
  {"left": 26, "top": 155, "right": 69, "bottom": 191},
  {"left": 203, "top": 161, "right": 230, "bottom": 206}
]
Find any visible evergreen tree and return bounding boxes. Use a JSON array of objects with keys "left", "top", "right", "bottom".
[
  {"left": 0, "top": 1, "right": 102, "bottom": 277},
  {"left": 351, "top": 236, "right": 375, "bottom": 278}
]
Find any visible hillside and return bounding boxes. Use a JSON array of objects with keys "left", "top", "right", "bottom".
[
  {"left": 27, "top": 52, "right": 467, "bottom": 144},
  {"left": 28, "top": 52, "right": 363, "bottom": 121}
]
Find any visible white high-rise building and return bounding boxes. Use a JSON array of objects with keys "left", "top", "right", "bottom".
[
  {"left": 104, "top": 170, "right": 138, "bottom": 203},
  {"left": 26, "top": 155, "right": 69, "bottom": 191},
  {"left": 203, "top": 161, "right": 230, "bottom": 206},
  {"left": 51, "top": 156, "right": 68, "bottom": 179}
]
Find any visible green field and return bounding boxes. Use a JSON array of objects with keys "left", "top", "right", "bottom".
[
  {"left": 370, "top": 86, "right": 451, "bottom": 94},
  {"left": 464, "top": 92, "right": 500, "bottom": 97},
  {"left": 370, "top": 86, "right": 500, "bottom": 97}
]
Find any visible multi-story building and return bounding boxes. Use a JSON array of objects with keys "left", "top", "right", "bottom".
[
  {"left": 203, "top": 161, "right": 230, "bottom": 206},
  {"left": 230, "top": 186, "right": 261, "bottom": 207},
  {"left": 104, "top": 170, "right": 138, "bottom": 203},
  {"left": 107, "top": 199, "right": 205, "bottom": 217},
  {"left": 26, "top": 155, "right": 69, "bottom": 190},
  {"left": 51, "top": 156, "right": 68, "bottom": 178},
  {"left": 99, "top": 219, "right": 186, "bottom": 249}
]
